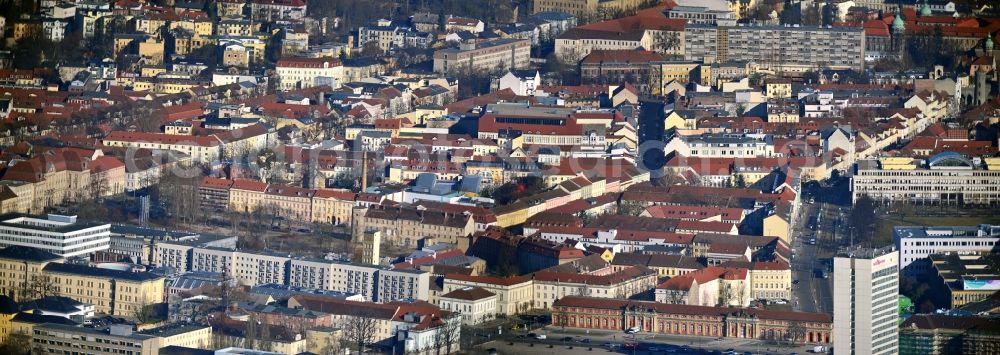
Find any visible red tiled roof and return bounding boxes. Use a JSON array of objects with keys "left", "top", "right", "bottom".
[
  {"left": 559, "top": 296, "right": 833, "bottom": 323},
  {"left": 276, "top": 57, "right": 342, "bottom": 68},
  {"left": 444, "top": 273, "right": 531, "bottom": 287}
]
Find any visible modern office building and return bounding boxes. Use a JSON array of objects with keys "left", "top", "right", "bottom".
[
  {"left": 0, "top": 214, "right": 110, "bottom": 258},
  {"left": 684, "top": 24, "right": 865, "bottom": 71},
  {"left": 833, "top": 247, "right": 900, "bottom": 355},
  {"left": 852, "top": 153, "right": 1000, "bottom": 204},
  {"left": 895, "top": 224, "right": 1000, "bottom": 276}
]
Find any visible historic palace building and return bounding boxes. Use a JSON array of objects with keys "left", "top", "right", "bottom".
[{"left": 552, "top": 296, "right": 833, "bottom": 344}]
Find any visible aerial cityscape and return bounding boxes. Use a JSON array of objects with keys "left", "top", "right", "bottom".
[{"left": 0, "top": 0, "right": 995, "bottom": 354}]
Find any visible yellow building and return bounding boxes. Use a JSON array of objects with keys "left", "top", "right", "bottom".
[
  {"left": 443, "top": 274, "right": 534, "bottom": 315},
  {"left": 650, "top": 61, "right": 708, "bottom": 95},
  {"left": 765, "top": 79, "right": 793, "bottom": 98},
  {"left": 138, "top": 38, "right": 166, "bottom": 66},
  {"left": 310, "top": 189, "right": 356, "bottom": 225},
  {"left": 0, "top": 296, "right": 17, "bottom": 344},
  {"left": 43, "top": 263, "right": 165, "bottom": 317},
  {"left": 749, "top": 261, "right": 792, "bottom": 300},
  {"left": 663, "top": 110, "right": 698, "bottom": 130},
  {"left": 0, "top": 246, "right": 164, "bottom": 317}
]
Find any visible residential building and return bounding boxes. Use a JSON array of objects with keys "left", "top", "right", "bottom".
[
  {"left": 433, "top": 39, "right": 531, "bottom": 74},
  {"left": 275, "top": 57, "right": 344, "bottom": 91},
  {"left": 378, "top": 268, "right": 430, "bottom": 301},
  {"left": 895, "top": 225, "right": 1000, "bottom": 277},
  {"left": 0, "top": 214, "right": 110, "bottom": 258},
  {"left": 684, "top": 24, "right": 865, "bottom": 71},
  {"left": 833, "top": 247, "right": 899, "bottom": 355}
]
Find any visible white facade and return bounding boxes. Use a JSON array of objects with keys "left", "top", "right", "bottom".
[
  {"left": 496, "top": 70, "right": 540, "bottom": 96},
  {"left": 439, "top": 290, "right": 497, "bottom": 325},
  {"left": 664, "top": 133, "right": 775, "bottom": 158},
  {"left": 0, "top": 214, "right": 110, "bottom": 258},
  {"left": 275, "top": 58, "right": 344, "bottom": 91},
  {"left": 895, "top": 225, "right": 1000, "bottom": 276},
  {"left": 833, "top": 248, "right": 899, "bottom": 355}
]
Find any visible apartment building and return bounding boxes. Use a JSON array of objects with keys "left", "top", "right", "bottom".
[
  {"left": 0, "top": 214, "right": 110, "bottom": 258},
  {"left": 248, "top": 0, "right": 307, "bottom": 22},
  {"left": 275, "top": 57, "right": 344, "bottom": 91},
  {"left": 895, "top": 225, "right": 1000, "bottom": 277},
  {"left": 433, "top": 39, "right": 531, "bottom": 74},
  {"left": 378, "top": 268, "right": 430, "bottom": 302},
  {"left": 288, "top": 258, "right": 379, "bottom": 301},
  {"left": 191, "top": 247, "right": 236, "bottom": 274},
  {"left": 442, "top": 274, "right": 534, "bottom": 315},
  {"left": 852, "top": 153, "right": 1000, "bottom": 204},
  {"left": 664, "top": 133, "right": 775, "bottom": 158},
  {"left": 684, "top": 24, "right": 865, "bottom": 71},
  {"left": 833, "top": 247, "right": 899, "bottom": 355},
  {"left": 233, "top": 251, "right": 290, "bottom": 286}
]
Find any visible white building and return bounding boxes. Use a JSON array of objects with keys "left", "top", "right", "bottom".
[
  {"left": 378, "top": 268, "right": 431, "bottom": 302},
  {"left": 852, "top": 153, "right": 1000, "bottom": 204},
  {"left": 895, "top": 224, "right": 1000, "bottom": 277},
  {"left": 496, "top": 70, "right": 540, "bottom": 96},
  {"left": 664, "top": 133, "right": 776, "bottom": 158},
  {"left": 833, "top": 247, "right": 899, "bottom": 355},
  {"left": 0, "top": 214, "right": 110, "bottom": 258},
  {"left": 275, "top": 57, "right": 344, "bottom": 91},
  {"left": 438, "top": 287, "right": 497, "bottom": 325}
]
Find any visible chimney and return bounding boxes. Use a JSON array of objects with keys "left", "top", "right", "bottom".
[{"left": 361, "top": 151, "right": 368, "bottom": 191}]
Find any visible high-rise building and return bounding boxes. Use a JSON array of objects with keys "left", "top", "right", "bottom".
[{"left": 834, "top": 247, "right": 900, "bottom": 355}]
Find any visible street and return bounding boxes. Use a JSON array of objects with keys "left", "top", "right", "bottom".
[
  {"left": 789, "top": 200, "right": 837, "bottom": 314},
  {"left": 475, "top": 326, "right": 817, "bottom": 354}
]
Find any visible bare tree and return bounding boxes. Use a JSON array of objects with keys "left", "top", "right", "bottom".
[
  {"left": 787, "top": 321, "right": 806, "bottom": 344},
  {"left": 341, "top": 311, "right": 380, "bottom": 354},
  {"left": 440, "top": 314, "right": 462, "bottom": 355}
]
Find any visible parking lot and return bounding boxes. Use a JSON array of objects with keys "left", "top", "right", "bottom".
[{"left": 480, "top": 326, "right": 817, "bottom": 355}]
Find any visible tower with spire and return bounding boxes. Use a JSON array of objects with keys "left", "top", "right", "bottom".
[
  {"left": 919, "top": 0, "right": 932, "bottom": 17},
  {"left": 891, "top": 6, "right": 907, "bottom": 55}
]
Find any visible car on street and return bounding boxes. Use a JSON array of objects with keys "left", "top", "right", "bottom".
[
  {"left": 580, "top": 338, "right": 590, "bottom": 343},
  {"left": 626, "top": 327, "right": 639, "bottom": 334}
]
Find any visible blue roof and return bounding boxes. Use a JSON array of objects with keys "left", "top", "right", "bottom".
[{"left": 927, "top": 151, "right": 973, "bottom": 168}]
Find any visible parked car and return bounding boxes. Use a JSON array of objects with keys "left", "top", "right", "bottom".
[{"left": 535, "top": 334, "right": 547, "bottom": 340}]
